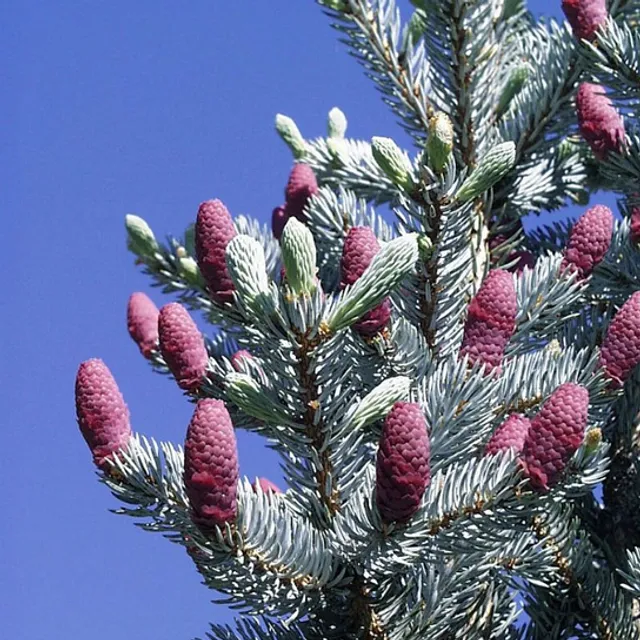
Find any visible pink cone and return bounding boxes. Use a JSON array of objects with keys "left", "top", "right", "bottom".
[
  {"left": 576, "top": 83, "right": 625, "bottom": 160},
  {"left": 376, "top": 402, "right": 431, "bottom": 524},
  {"left": 272, "top": 205, "right": 288, "bottom": 240},
  {"left": 253, "top": 477, "right": 281, "bottom": 495},
  {"left": 195, "top": 199, "right": 237, "bottom": 304},
  {"left": 561, "top": 204, "right": 613, "bottom": 278},
  {"left": 600, "top": 291, "right": 640, "bottom": 387},
  {"left": 127, "top": 292, "right": 159, "bottom": 358},
  {"left": 230, "top": 349, "right": 253, "bottom": 371},
  {"left": 284, "top": 164, "right": 318, "bottom": 221},
  {"left": 562, "top": 0, "right": 607, "bottom": 41},
  {"left": 459, "top": 269, "right": 517, "bottom": 371},
  {"left": 158, "top": 303, "right": 208, "bottom": 392},
  {"left": 341, "top": 226, "right": 390, "bottom": 337},
  {"left": 484, "top": 414, "right": 531, "bottom": 456},
  {"left": 75, "top": 359, "right": 132, "bottom": 471},
  {"left": 521, "top": 383, "right": 589, "bottom": 491},
  {"left": 184, "top": 399, "right": 238, "bottom": 529}
]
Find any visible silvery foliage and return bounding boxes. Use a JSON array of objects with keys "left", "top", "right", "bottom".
[{"left": 100, "top": 0, "right": 640, "bottom": 637}]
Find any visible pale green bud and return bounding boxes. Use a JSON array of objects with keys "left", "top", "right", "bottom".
[
  {"left": 327, "top": 137, "right": 348, "bottom": 165},
  {"left": 495, "top": 64, "right": 529, "bottom": 119},
  {"left": 583, "top": 428, "right": 602, "bottom": 456},
  {"left": 125, "top": 214, "right": 158, "bottom": 258},
  {"left": 275, "top": 114, "right": 307, "bottom": 160},
  {"left": 281, "top": 218, "right": 317, "bottom": 297},
  {"left": 178, "top": 256, "right": 202, "bottom": 287},
  {"left": 455, "top": 142, "right": 516, "bottom": 202},
  {"left": 350, "top": 377, "right": 412, "bottom": 430},
  {"left": 418, "top": 234, "right": 434, "bottom": 261},
  {"left": 327, "top": 234, "right": 418, "bottom": 333},
  {"left": 327, "top": 107, "right": 347, "bottom": 139},
  {"left": 226, "top": 373, "right": 291, "bottom": 425},
  {"left": 427, "top": 112, "right": 454, "bottom": 173},
  {"left": 225, "top": 235, "right": 274, "bottom": 315},
  {"left": 371, "top": 136, "right": 415, "bottom": 192},
  {"left": 545, "top": 339, "right": 562, "bottom": 358}
]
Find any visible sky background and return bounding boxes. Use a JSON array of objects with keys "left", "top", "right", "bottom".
[{"left": 2, "top": 2, "right": 619, "bottom": 638}]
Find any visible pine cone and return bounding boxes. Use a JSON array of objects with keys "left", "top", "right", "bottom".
[
  {"left": 272, "top": 204, "right": 288, "bottom": 240},
  {"left": 562, "top": 0, "right": 607, "bottom": 41},
  {"left": 561, "top": 204, "right": 613, "bottom": 278},
  {"left": 576, "top": 83, "right": 625, "bottom": 160},
  {"left": 459, "top": 269, "right": 517, "bottom": 371},
  {"left": 284, "top": 164, "right": 318, "bottom": 221},
  {"left": 75, "top": 359, "right": 132, "bottom": 471},
  {"left": 253, "top": 477, "right": 281, "bottom": 494},
  {"left": 158, "top": 303, "right": 208, "bottom": 392},
  {"left": 376, "top": 402, "right": 431, "bottom": 524},
  {"left": 195, "top": 199, "right": 237, "bottom": 304},
  {"left": 184, "top": 399, "right": 238, "bottom": 529},
  {"left": 127, "top": 292, "right": 159, "bottom": 358},
  {"left": 230, "top": 349, "right": 253, "bottom": 371},
  {"left": 485, "top": 414, "right": 531, "bottom": 456},
  {"left": 630, "top": 207, "right": 640, "bottom": 244},
  {"left": 521, "top": 383, "right": 589, "bottom": 491},
  {"left": 600, "top": 291, "right": 640, "bottom": 387},
  {"left": 341, "top": 226, "right": 391, "bottom": 337}
]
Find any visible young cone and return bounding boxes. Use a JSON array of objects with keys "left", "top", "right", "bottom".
[
  {"left": 600, "top": 291, "right": 640, "bottom": 387},
  {"left": 75, "top": 359, "right": 132, "bottom": 471},
  {"left": 459, "top": 269, "right": 517, "bottom": 371},
  {"left": 521, "top": 383, "right": 589, "bottom": 491},
  {"left": 158, "top": 303, "right": 208, "bottom": 392},
  {"left": 561, "top": 204, "right": 613, "bottom": 278},
  {"left": 562, "top": 0, "right": 607, "bottom": 42},
  {"left": 195, "top": 199, "right": 237, "bottom": 304},
  {"left": 376, "top": 402, "right": 431, "bottom": 524},
  {"left": 484, "top": 414, "right": 531, "bottom": 456},
  {"left": 271, "top": 205, "right": 288, "bottom": 240},
  {"left": 576, "top": 83, "right": 625, "bottom": 160},
  {"left": 183, "top": 399, "right": 239, "bottom": 529},
  {"left": 340, "top": 226, "right": 391, "bottom": 337},
  {"left": 284, "top": 164, "right": 318, "bottom": 222},
  {"left": 127, "top": 292, "right": 159, "bottom": 358}
]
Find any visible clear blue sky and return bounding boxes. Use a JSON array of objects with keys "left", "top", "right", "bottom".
[{"left": 2, "top": 2, "right": 617, "bottom": 638}]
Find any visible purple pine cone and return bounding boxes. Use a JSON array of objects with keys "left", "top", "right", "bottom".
[
  {"left": 576, "top": 83, "right": 625, "bottom": 160},
  {"left": 284, "top": 164, "right": 318, "bottom": 221},
  {"left": 561, "top": 204, "right": 613, "bottom": 278},
  {"left": 562, "top": 0, "right": 607, "bottom": 41},
  {"left": 341, "top": 226, "right": 391, "bottom": 337},
  {"left": 272, "top": 204, "right": 288, "bottom": 240},
  {"left": 485, "top": 414, "right": 531, "bottom": 456},
  {"left": 230, "top": 349, "right": 253, "bottom": 371},
  {"left": 195, "top": 199, "right": 237, "bottom": 304},
  {"left": 600, "top": 291, "right": 640, "bottom": 387},
  {"left": 158, "top": 303, "right": 208, "bottom": 392},
  {"left": 184, "top": 399, "right": 238, "bottom": 529},
  {"left": 253, "top": 477, "right": 281, "bottom": 495},
  {"left": 459, "top": 269, "right": 517, "bottom": 371},
  {"left": 75, "top": 359, "right": 132, "bottom": 471},
  {"left": 127, "top": 292, "right": 159, "bottom": 358},
  {"left": 376, "top": 402, "right": 431, "bottom": 524},
  {"left": 521, "top": 383, "right": 589, "bottom": 491}
]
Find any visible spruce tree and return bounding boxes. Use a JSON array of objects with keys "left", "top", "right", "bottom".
[{"left": 74, "top": 1, "right": 640, "bottom": 637}]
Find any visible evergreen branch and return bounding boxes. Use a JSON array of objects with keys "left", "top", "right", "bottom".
[{"left": 320, "top": 0, "right": 433, "bottom": 143}]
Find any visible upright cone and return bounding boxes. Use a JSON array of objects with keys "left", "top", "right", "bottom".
[
  {"left": 576, "top": 83, "right": 625, "bottom": 160},
  {"left": 75, "top": 359, "right": 132, "bottom": 471},
  {"left": 184, "top": 399, "right": 239, "bottom": 529},
  {"left": 562, "top": 0, "right": 607, "bottom": 42},
  {"left": 127, "top": 292, "right": 159, "bottom": 358}
]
